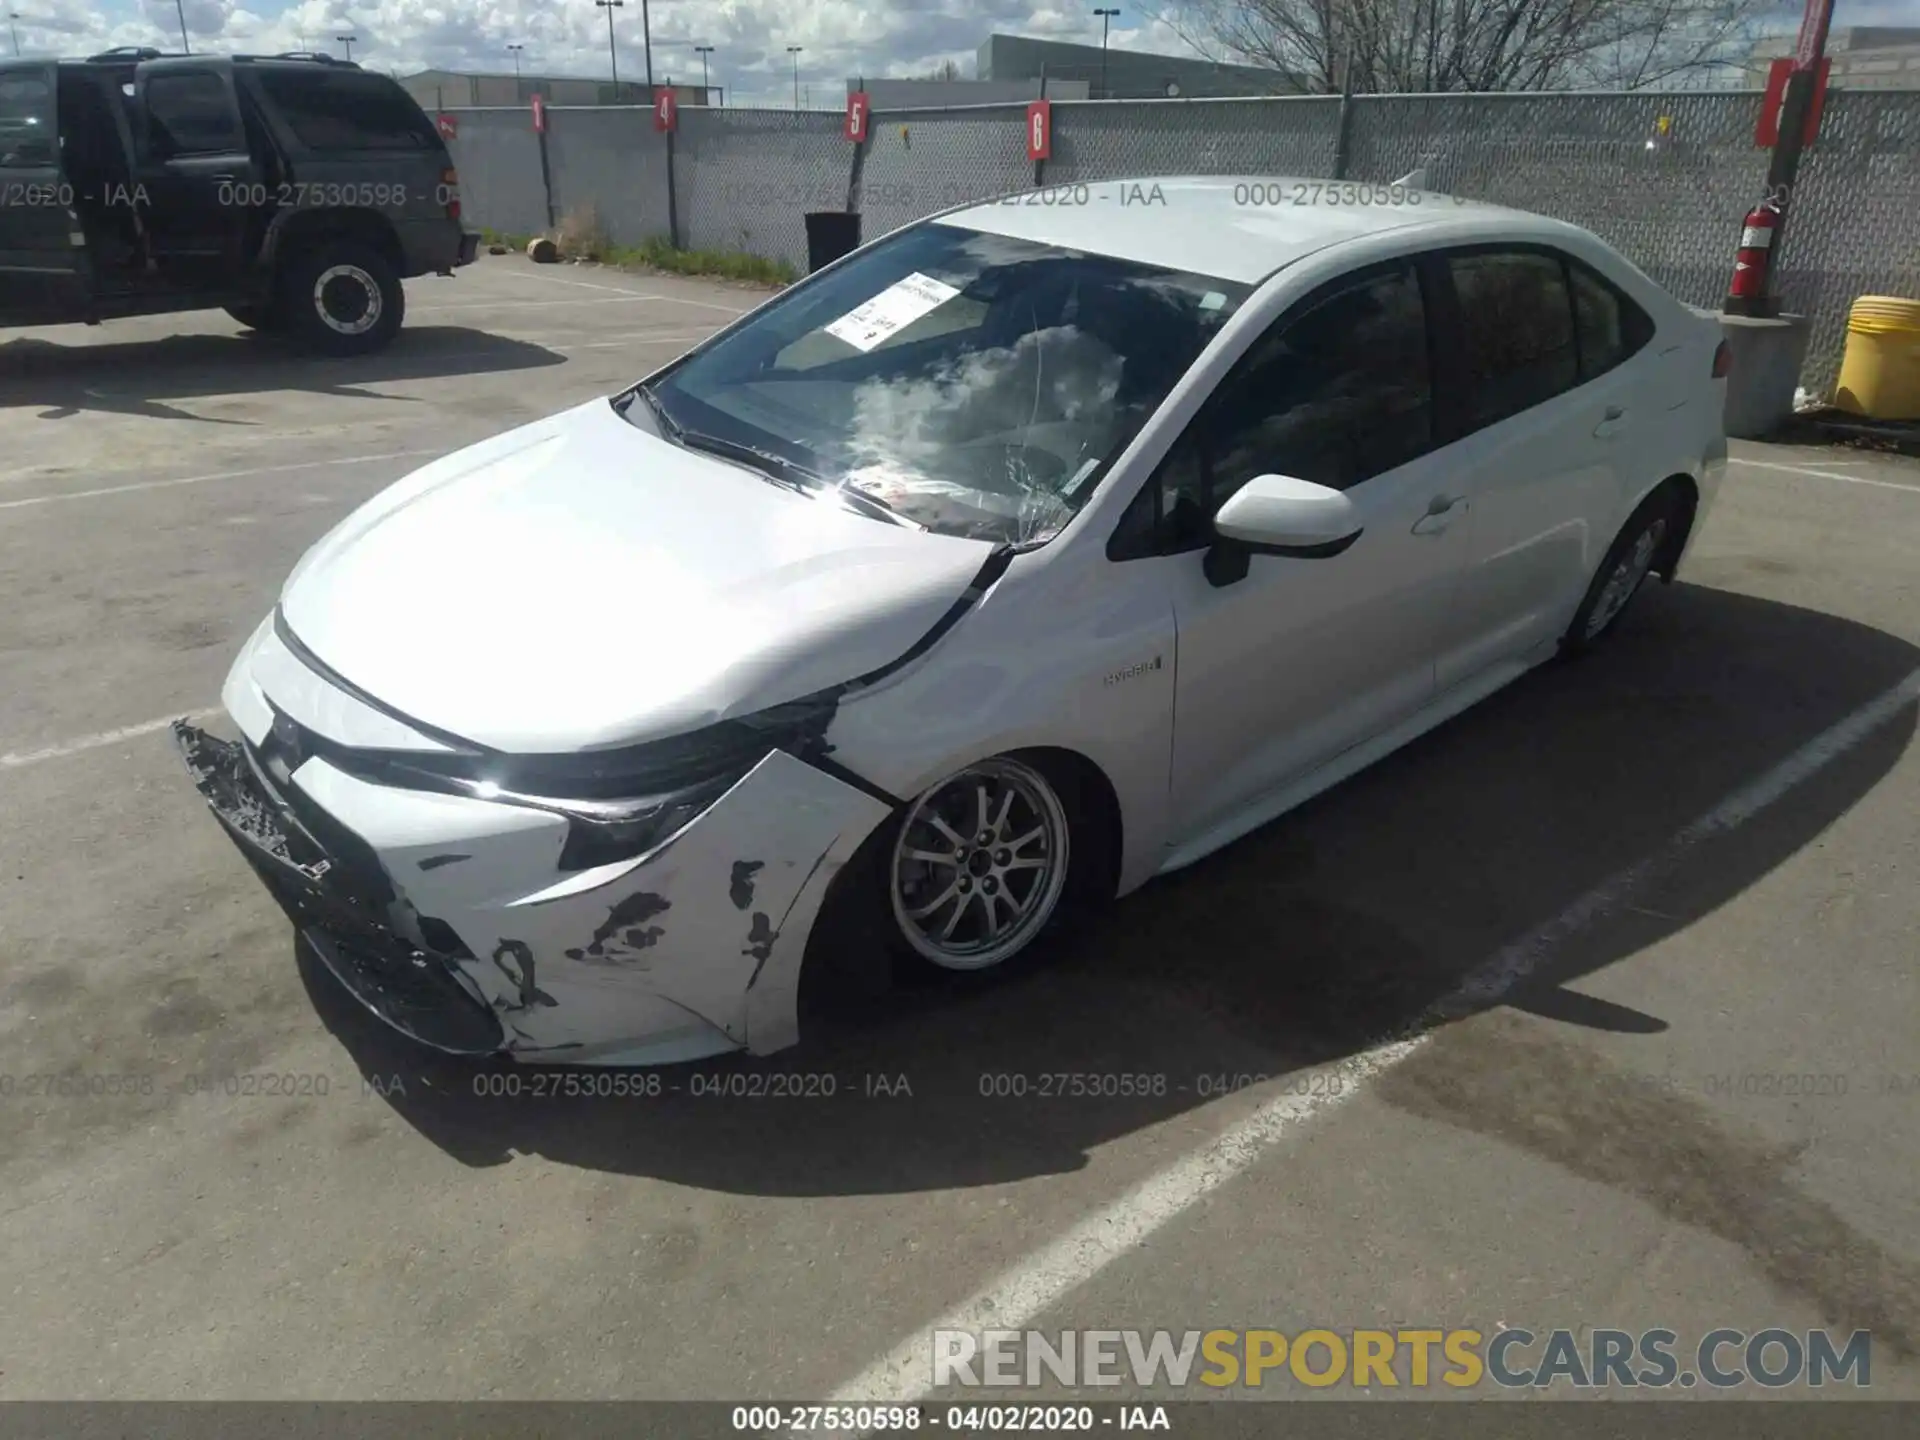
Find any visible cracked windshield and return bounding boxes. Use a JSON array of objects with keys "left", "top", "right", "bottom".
[{"left": 638, "top": 222, "right": 1249, "bottom": 544}]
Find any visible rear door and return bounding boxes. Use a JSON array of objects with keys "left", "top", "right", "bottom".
[
  {"left": 0, "top": 63, "right": 82, "bottom": 312},
  {"left": 1428, "top": 244, "right": 1629, "bottom": 689},
  {"left": 132, "top": 61, "right": 258, "bottom": 287}
]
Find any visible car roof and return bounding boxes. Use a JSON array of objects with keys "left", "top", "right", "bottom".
[{"left": 941, "top": 175, "right": 1552, "bottom": 285}]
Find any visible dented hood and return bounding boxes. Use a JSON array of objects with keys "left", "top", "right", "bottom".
[{"left": 277, "top": 397, "right": 996, "bottom": 753}]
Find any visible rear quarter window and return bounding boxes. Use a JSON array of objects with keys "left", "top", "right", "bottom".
[
  {"left": 254, "top": 69, "right": 440, "bottom": 151},
  {"left": 0, "top": 72, "right": 56, "bottom": 167}
]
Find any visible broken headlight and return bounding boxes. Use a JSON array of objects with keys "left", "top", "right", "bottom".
[{"left": 307, "top": 690, "right": 842, "bottom": 872}]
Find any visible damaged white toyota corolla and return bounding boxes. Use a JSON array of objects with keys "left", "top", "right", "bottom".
[{"left": 176, "top": 178, "right": 1728, "bottom": 1065}]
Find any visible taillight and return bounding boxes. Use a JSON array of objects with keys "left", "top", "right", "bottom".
[
  {"left": 441, "top": 166, "right": 461, "bottom": 221},
  {"left": 1712, "top": 338, "right": 1731, "bottom": 378}
]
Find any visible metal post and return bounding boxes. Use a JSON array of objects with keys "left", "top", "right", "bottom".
[
  {"left": 7, "top": 12, "right": 19, "bottom": 57},
  {"left": 1034, "top": 63, "right": 1047, "bottom": 188},
  {"left": 1731, "top": 0, "right": 1836, "bottom": 317},
  {"left": 335, "top": 33, "right": 355, "bottom": 61},
  {"left": 788, "top": 46, "right": 803, "bottom": 109},
  {"left": 173, "top": 0, "right": 190, "bottom": 53},
  {"left": 1330, "top": 46, "right": 1355, "bottom": 180},
  {"left": 695, "top": 45, "right": 713, "bottom": 102}
]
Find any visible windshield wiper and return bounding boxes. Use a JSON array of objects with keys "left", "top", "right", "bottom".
[
  {"left": 675, "top": 429, "right": 923, "bottom": 529},
  {"left": 621, "top": 382, "right": 683, "bottom": 440}
]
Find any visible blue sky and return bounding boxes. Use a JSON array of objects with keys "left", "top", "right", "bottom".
[{"left": 9, "top": 0, "right": 1919, "bottom": 107}]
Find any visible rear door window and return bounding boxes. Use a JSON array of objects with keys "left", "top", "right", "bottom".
[
  {"left": 1568, "top": 258, "right": 1655, "bottom": 382},
  {"left": 1448, "top": 249, "right": 1578, "bottom": 430},
  {"left": 0, "top": 70, "right": 57, "bottom": 167},
  {"left": 252, "top": 70, "right": 440, "bottom": 151},
  {"left": 145, "top": 70, "right": 243, "bottom": 155}
]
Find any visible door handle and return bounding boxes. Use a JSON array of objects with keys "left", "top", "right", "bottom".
[
  {"left": 1593, "top": 404, "right": 1629, "bottom": 439},
  {"left": 1411, "top": 495, "right": 1464, "bottom": 536}
]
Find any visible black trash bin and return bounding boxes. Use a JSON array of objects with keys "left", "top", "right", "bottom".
[{"left": 804, "top": 211, "right": 862, "bottom": 274}]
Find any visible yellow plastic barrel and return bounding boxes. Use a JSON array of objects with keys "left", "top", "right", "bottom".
[{"left": 1834, "top": 295, "right": 1920, "bottom": 421}]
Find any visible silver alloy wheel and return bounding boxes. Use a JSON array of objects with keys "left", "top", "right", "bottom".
[
  {"left": 312, "top": 263, "right": 382, "bottom": 336},
  {"left": 1584, "top": 516, "right": 1668, "bottom": 640},
  {"left": 889, "top": 756, "right": 1071, "bottom": 971}
]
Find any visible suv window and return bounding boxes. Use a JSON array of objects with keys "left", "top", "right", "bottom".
[
  {"left": 1448, "top": 249, "right": 1578, "bottom": 429},
  {"left": 145, "top": 71, "right": 241, "bottom": 155},
  {"left": 0, "top": 72, "right": 56, "bottom": 168},
  {"left": 253, "top": 69, "right": 440, "bottom": 151},
  {"left": 1114, "top": 260, "right": 1432, "bottom": 556},
  {"left": 1569, "top": 257, "right": 1655, "bottom": 381}
]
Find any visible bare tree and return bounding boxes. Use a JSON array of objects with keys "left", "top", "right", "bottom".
[
  {"left": 919, "top": 57, "right": 963, "bottom": 81},
  {"left": 1146, "top": 0, "right": 1769, "bottom": 93}
]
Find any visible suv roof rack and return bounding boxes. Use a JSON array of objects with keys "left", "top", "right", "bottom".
[
  {"left": 264, "top": 51, "right": 360, "bottom": 66},
  {"left": 86, "top": 46, "right": 170, "bottom": 62}
]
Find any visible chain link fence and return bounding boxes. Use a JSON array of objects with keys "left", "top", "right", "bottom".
[{"left": 444, "top": 88, "right": 1920, "bottom": 398}]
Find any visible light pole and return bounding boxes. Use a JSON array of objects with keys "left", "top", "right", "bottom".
[
  {"left": 7, "top": 12, "right": 21, "bottom": 57},
  {"left": 639, "top": 0, "right": 654, "bottom": 100},
  {"left": 786, "top": 45, "right": 802, "bottom": 110},
  {"left": 173, "top": 0, "right": 191, "bottom": 52},
  {"left": 595, "top": 0, "right": 623, "bottom": 90},
  {"left": 507, "top": 43, "right": 524, "bottom": 77},
  {"left": 1093, "top": 8, "right": 1119, "bottom": 98},
  {"left": 335, "top": 33, "right": 356, "bottom": 61},
  {"left": 694, "top": 43, "right": 713, "bottom": 101}
]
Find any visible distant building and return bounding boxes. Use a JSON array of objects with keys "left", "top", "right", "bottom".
[
  {"left": 845, "top": 76, "right": 1091, "bottom": 108},
  {"left": 1747, "top": 26, "right": 1920, "bottom": 90},
  {"left": 402, "top": 70, "right": 716, "bottom": 110},
  {"left": 977, "top": 32, "right": 1297, "bottom": 99}
]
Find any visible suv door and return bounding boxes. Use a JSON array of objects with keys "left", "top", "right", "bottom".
[
  {"left": 1429, "top": 245, "right": 1650, "bottom": 687},
  {"left": 132, "top": 62, "right": 258, "bottom": 288},
  {"left": 1110, "top": 257, "right": 1470, "bottom": 851},
  {"left": 0, "top": 64, "right": 83, "bottom": 314}
]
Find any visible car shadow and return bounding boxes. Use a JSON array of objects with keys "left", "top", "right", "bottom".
[
  {"left": 0, "top": 325, "right": 567, "bottom": 421},
  {"left": 305, "top": 580, "right": 1919, "bottom": 1195}
]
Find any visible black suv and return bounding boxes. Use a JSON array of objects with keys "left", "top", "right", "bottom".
[{"left": 0, "top": 49, "right": 478, "bottom": 354}]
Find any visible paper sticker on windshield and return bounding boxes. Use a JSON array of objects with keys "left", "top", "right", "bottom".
[{"left": 825, "top": 272, "right": 961, "bottom": 352}]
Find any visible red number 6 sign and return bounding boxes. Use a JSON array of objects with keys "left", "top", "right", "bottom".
[{"left": 1026, "top": 99, "right": 1052, "bottom": 162}]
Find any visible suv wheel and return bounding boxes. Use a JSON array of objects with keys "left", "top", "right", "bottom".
[{"left": 279, "top": 242, "right": 404, "bottom": 356}]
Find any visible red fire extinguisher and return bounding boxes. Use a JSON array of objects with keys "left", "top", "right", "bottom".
[{"left": 1725, "top": 201, "right": 1779, "bottom": 312}]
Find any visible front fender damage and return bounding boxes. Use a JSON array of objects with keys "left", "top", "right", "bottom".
[{"left": 296, "top": 748, "right": 893, "bottom": 1064}]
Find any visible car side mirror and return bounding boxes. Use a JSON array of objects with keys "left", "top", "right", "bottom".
[{"left": 1203, "top": 473, "right": 1363, "bottom": 585}]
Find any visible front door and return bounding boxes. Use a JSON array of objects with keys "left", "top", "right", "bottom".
[
  {"left": 0, "top": 64, "right": 84, "bottom": 315},
  {"left": 1123, "top": 257, "right": 1472, "bottom": 851},
  {"left": 132, "top": 63, "right": 256, "bottom": 289}
]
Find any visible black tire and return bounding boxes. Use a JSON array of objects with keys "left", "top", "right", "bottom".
[
  {"left": 223, "top": 302, "right": 285, "bottom": 332},
  {"left": 1562, "top": 487, "right": 1680, "bottom": 656},
  {"left": 277, "top": 241, "right": 404, "bottom": 357},
  {"left": 801, "top": 752, "right": 1116, "bottom": 1014}
]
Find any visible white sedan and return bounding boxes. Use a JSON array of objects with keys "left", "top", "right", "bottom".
[{"left": 175, "top": 176, "right": 1729, "bottom": 1065}]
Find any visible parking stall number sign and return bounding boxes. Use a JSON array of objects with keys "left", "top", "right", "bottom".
[
  {"left": 825, "top": 272, "right": 961, "bottom": 352},
  {"left": 1026, "top": 99, "right": 1052, "bottom": 162},
  {"left": 655, "top": 90, "right": 678, "bottom": 132},
  {"left": 846, "top": 91, "right": 871, "bottom": 143}
]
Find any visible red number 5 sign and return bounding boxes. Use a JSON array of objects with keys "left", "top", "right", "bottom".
[
  {"left": 1025, "top": 99, "right": 1052, "bottom": 162},
  {"left": 845, "top": 90, "right": 871, "bottom": 143}
]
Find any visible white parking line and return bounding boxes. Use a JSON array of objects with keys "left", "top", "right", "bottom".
[
  {"left": 494, "top": 268, "right": 754, "bottom": 314},
  {"left": 820, "top": 663, "right": 1920, "bottom": 1415},
  {"left": 410, "top": 294, "right": 667, "bottom": 312},
  {"left": 0, "top": 449, "right": 438, "bottom": 512},
  {"left": 0, "top": 709, "right": 220, "bottom": 771},
  {"left": 1733, "top": 456, "right": 1920, "bottom": 493}
]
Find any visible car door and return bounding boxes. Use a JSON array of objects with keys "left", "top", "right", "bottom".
[
  {"left": 1109, "top": 257, "right": 1473, "bottom": 851},
  {"left": 132, "top": 62, "right": 257, "bottom": 288},
  {"left": 0, "top": 64, "right": 83, "bottom": 313},
  {"left": 1428, "top": 245, "right": 1641, "bottom": 689}
]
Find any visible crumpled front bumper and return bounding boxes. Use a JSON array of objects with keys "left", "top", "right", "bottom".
[{"left": 174, "top": 716, "right": 892, "bottom": 1065}]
